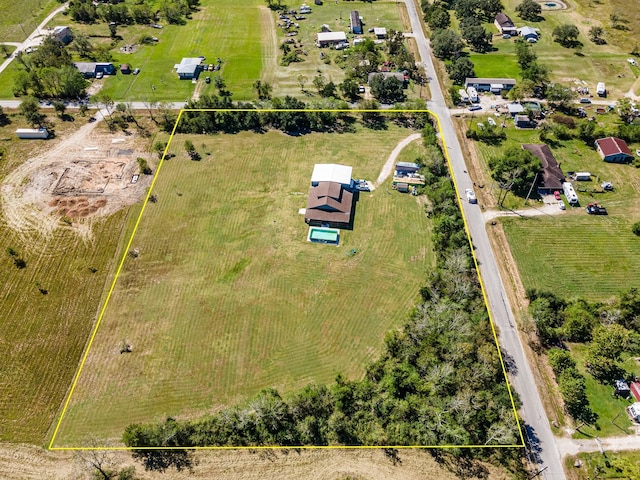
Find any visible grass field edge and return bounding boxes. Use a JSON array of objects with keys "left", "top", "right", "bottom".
[{"left": 48, "top": 109, "right": 525, "bottom": 450}]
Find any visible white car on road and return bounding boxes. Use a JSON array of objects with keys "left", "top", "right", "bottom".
[{"left": 465, "top": 188, "right": 477, "bottom": 204}]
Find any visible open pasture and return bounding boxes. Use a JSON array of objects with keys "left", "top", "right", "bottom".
[
  {"left": 52, "top": 124, "right": 433, "bottom": 445},
  {"left": 0, "top": 0, "right": 59, "bottom": 42}
]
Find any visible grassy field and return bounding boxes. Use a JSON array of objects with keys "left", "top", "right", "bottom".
[
  {"left": 52, "top": 125, "right": 433, "bottom": 445},
  {"left": 263, "top": 0, "right": 408, "bottom": 97},
  {"left": 464, "top": 0, "right": 640, "bottom": 97},
  {"left": 31, "top": 0, "right": 265, "bottom": 102},
  {"left": 0, "top": 114, "right": 134, "bottom": 443},
  {"left": 501, "top": 214, "right": 640, "bottom": 300},
  {"left": 0, "top": 0, "right": 59, "bottom": 42}
]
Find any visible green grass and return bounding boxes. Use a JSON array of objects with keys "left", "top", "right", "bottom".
[
  {"left": 501, "top": 215, "right": 640, "bottom": 300},
  {"left": 567, "top": 344, "right": 634, "bottom": 438},
  {"left": 25, "top": 0, "right": 264, "bottom": 102},
  {"left": 52, "top": 125, "right": 434, "bottom": 445},
  {"left": 466, "top": 0, "right": 640, "bottom": 97},
  {"left": 0, "top": 0, "right": 59, "bottom": 42},
  {"left": 571, "top": 450, "right": 640, "bottom": 479},
  {"left": 0, "top": 116, "right": 133, "bottom": 443}
]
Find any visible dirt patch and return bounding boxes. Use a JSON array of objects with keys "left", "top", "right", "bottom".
[
  {"left": 0, "top": 119, "right": 152, "bottom": 242},
  {"left": 0, "top": 444, "right": 511, "bottom": 480}
]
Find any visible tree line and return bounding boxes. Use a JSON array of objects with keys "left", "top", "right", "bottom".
[{"left": 122, "top": 115, "right": 524, "bottom": 476}]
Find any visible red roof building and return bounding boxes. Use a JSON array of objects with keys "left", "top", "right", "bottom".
[
  {"left": 631, "top": 381, "right": 640, "bottom": 402},
  {"left": 595, "top": 137, "right": 634, "bottom": 163}
]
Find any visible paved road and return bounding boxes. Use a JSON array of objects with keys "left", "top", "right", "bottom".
[
  {"left": 403, "top": 1, "right": 566, "bottom": 478},
  {"left": 0, "top": 3, "right": 69, "bottom": 76}
]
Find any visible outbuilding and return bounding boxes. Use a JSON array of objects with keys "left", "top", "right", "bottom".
[
  {"left": 16, "top": 128, "right": 49, "bottom": 139},
  {"left": 518, "top": 26, "right": 539, "bottom": 42},
  {"left": 494, "top": 13, "right": 517, "bottom": 36},
  {"left": 507, "top": 103, "right": 525, "bottom": 116},
  {"left": 574, "top": 172, "right": 591, "bottom": 181},
  {"left": 515, "top": 115, "right": 534, "bottom": 128},
  {"left": 311, "top": 163, "right": 353, "bottom": 189},
  {"left": 396, "top": 162, "right": 420, "bottom": 174},
  {"left": 373, "top": 27, "right": 387, "bottom": 39},
  {"left": 350, "top": 10, "right": 362, "bottom": 34},
  {"left": 595, "top": 137, "right": 634, "bottom": 163},
  {"left": 316, "top": 31, "right": 347, "bottom": 47}
]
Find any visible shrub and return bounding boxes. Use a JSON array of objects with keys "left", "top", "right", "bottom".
[{"left": 633, "top": 222, "right": 640, "bottom": 236}]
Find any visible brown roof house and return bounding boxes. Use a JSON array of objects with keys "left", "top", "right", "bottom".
[
  {"left": 595, "top": 137, "right": 634, "bottom": 163},
  {"left": 522, "top": 144, "right": 565, "bottom": 194},
  {"left": 305, "top": 181, "right": 355, "bottom": 229},
  {"left": 494, "top": 13, "right": 517, "bottom": 35}
]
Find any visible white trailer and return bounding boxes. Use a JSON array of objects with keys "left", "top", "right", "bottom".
[
  {"left": 15, "top": 128, "right": 49, "bottom": 139},
  {"left": 575, "top": 172, "right": 591, "bottom": 181},
  {"left": 597, "top": 82, "right": 606, "bottom": 97},
  {"left": 458, "top": 88, "right": 469, "bottom": 103},
  {"left": 562, "top": 181, "right": 579, "bottom": 205},
  {"left": 466, "top": 86, "right": 478, "bottom": 103}
]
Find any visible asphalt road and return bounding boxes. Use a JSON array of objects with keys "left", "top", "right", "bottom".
[{"left": 402, "top": 1, "right": 566, "bottom": 478}]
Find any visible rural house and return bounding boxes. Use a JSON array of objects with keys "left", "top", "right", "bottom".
[
  {"left": 305, "top": 181, "right": 355, "bottom": 229},
  {"left": 465, "top": 77, "right": 516, "bottom": 93},
  {"left": 52, "top": 26, "right": 73, "bottom": 44},
  {"left": 595, "top": 137, "right": 634, "bottom": 163},
  {"left": 174, "top": 57, "right": 204, "bottom": 79},
  {"left": 521, "top": 144, "right": 565, "bottom": 194},
  {"left": 494, "top": 13, "right": 517, "bottom": 35},
  {"left": 350, "top": 10, "right": 363, "bottom": 34},
  {"left": 73, "top": 62, "right": 115, "bottom": 78},
  {"left": 316, "top": 31, "right": 347, "bottom": 47}
]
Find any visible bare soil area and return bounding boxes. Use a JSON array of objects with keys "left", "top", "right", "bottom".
[
  {"left": 0, "top": 444, "right": 511, "bottom": 480},
  {"left": 0, "top": 119, "right": 152, "bottom": 242}
]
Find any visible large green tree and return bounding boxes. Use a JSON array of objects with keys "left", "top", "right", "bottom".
[
  {"left": 431, "top": 29, "right": 464, "bottom": 60},
  {"left": 369, "top": 75, "right": 405, "bottom": 104},
  {"left": 515, "top": 0, "right": 542, "bottom": 22},
  {"left": 553, "top": 24, "right": 581, "bottom": 48},
  {"left": 19, "top": 96, "right": 45, "bottom": 127},
  {"left": 488, "top": 146, "right": 542, "bottom": 205},
  {"left": 446, "top": 57, "right": 475, "bottom": 85}
]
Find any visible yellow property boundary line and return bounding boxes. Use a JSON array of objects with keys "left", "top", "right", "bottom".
[{"left": 48, "top": 109, "right": 526, "bottom": 450}]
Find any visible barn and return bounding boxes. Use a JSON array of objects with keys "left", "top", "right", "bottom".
[{"left": 595, "top": 137, "right": 634, "bottom": 163}]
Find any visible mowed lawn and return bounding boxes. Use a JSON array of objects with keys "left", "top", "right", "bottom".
[
  {"left": 0, "top": 118, "right": 131, "bottom": 443},
  {"left": 53, "top": 126, "right": 433, "bottom": 445},
  {"left": 0, "top": 0, "right": 59, "bottom": 42},
  {"left": 37, "top": 0, "right": 264, "bottom": 101},
  {"left": 501, "top": 215, "right": 640, "bottom": 300}
]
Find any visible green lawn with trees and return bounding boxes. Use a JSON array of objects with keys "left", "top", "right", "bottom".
[{"left": 52, "top": 122, "right": 438, "bottom": 445}]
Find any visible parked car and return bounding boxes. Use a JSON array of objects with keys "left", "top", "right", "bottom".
[
  {"left": 553, "top": 190, "right": 561, "bottom": 200},
  {"left": 468, "top": 105, "right": 482, "bottom": 111},
  {"left": 355, "top": 179, "right": 370, "bottom": 192},
  {"left": 95, "top": 72, "right": 103, "bottom": 79},
  {"left": 205, "top": 76, "right": 211, "bottom": 84},
  {"left": 487, "top": 117, "right": 496, "bottom": 126},
  {"left": 358, "top": 85, "right": 365, "bottom": 94},
  {"left": 465, "top": 188, "right": 477, "bottom": 204},
  {"left": 558, "top": 200, "right": 565, "bottom": 210},
  {"left": 208, "top": 63, "right": 214, "bottom": 71},
  {"left": 586, "top": 203, "right": 607, "bottom": 215},
  {"left": 579, "top": 97, "right": 591, "bottom": 104},
  {"left": 132, "top": 68, "right": 140, "bottom": 75}
]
